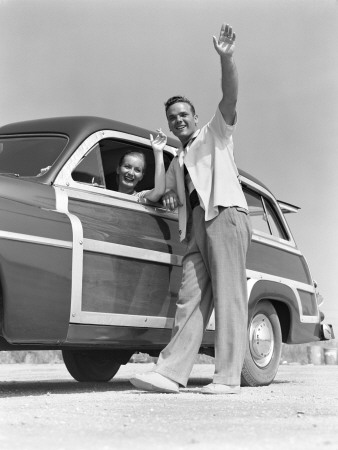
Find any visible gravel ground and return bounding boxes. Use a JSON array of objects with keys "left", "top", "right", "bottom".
[{"left": 0, "top": 363, "right": 337, "bottom": 450}]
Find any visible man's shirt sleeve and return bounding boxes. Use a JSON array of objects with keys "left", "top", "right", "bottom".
[{"left": 208, "top": 107, "right": 237, "bottom": 142}]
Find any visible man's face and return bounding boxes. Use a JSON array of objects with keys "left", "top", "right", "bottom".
[{"left": 166, "top": 102, "right": 198, "bottom": 144}]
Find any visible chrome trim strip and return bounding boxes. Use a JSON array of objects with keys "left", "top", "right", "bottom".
[
  {"left": 0, "top": 230, "right": 71, "bottom": 249},
  {"left": 53, "top": 187, "right": 84, "bottom": 322},
  {"left": 75, "top": 311, "right": 175, "bottom": 329},
  {"left": 278, "top": 201, "right": 300, "bottom": 214},
  {"left": 57, "top": 186, "right": 178, "bottom": 219},
  {"left": 72, "top": 309, "right": 216, "bottom": 330},
  {"left": 74, "top": 309, "right": 215, "bottom": 330},
  {"left": 84, "top": 238, "right": 183, "bottom": 267},
  {"left": 246, "top": 270, "right": 319, "bottom": 323}
]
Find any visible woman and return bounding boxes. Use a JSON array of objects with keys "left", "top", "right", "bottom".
[{"left": 116, "top": 129, "right": 167, "bottom": 202}]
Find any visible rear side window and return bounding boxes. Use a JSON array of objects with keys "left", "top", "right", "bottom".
[
  {"left": 244, "top": 189, "right": 271, "bottom": 235},
  {"left": 243, "top": 187, "right": 288, "bottom": 240},
  {"left": 0, "top": 136, "right": 67, "bottom": 176},
  {"left": 263, "top": 197, "right": 287, "bottom": 239}
]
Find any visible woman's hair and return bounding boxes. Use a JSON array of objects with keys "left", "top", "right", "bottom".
[{"left": 118, "top": 151, "right": 147, "bottom": 173}]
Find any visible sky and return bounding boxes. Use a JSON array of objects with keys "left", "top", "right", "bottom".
[{"left": 1, "top": 0, "right": 337, "bottom": 336}]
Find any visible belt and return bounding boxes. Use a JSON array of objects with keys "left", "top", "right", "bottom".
[
  {"left": 189, "top": 191, "right": 248, "bottom": 214},
  {"left": 189, "top": 189, "right": 200, "bottom": 210}
]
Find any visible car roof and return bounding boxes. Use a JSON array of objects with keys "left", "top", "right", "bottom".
[
  {"left": 0, "top": 116, "right": 180, "bottom": 183},
  {"left": 0, "top": 115, "right": 179, "bottom": 149},
  {"left": 0, "top": 116, "right": 272, "bottom": 193}
]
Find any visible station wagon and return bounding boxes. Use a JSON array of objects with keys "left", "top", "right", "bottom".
[{"left": 0, "top": 116, "right": 334, "bottom": 386}]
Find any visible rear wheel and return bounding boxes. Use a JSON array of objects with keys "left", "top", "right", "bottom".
[
  {"left": 241, "top": 300, "right": 282, "bottom": 387},
  {"left": 62, "top": 349, "right": 133, "bottom": 382}
]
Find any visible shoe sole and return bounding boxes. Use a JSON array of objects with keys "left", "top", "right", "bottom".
[
  {"left": 130, "top": 377, "right": 179, "bottom": 394},
  {"left": 201, "top": 388, "right": 240, "bottom": 395}
]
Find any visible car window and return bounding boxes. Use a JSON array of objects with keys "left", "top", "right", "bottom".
[
  {"left": 244, "top": 188, "right": 271, "bottom": 235},
  {"left": 99, "top": 138, "right": 172, "bottom": 193},
  {"left": 263, "top": 197, "right": 288, "bottom": 240},
  {"left": 244, "top": 187, "right": 289, "bottom": 240},
  {"left": 0, "top": 136, "right": 67, "bottom": 177},
  {"left": 72, "top": 144, "right": 106, "bottom": 188},
  {"left": 71, "top": 138, "right": 172, "bottom": 196}
]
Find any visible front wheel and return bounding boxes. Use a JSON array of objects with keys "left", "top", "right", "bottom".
[
  {"left": 241, "top": 300, "right": 282, "bottom": 387},
  {"left": 62, "top": 349, "right": 133, "bottom": 382}
]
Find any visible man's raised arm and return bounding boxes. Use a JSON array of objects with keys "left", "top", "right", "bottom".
[{"left": 213, "top": 23, "right": 238, "bottom": 125}]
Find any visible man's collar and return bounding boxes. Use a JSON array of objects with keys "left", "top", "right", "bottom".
[
  {"left": 184, "top": 129, "right": 200, "bottom": 148},
  {"left": 177, "top": 129, "right": 200, "bottom": 154}
]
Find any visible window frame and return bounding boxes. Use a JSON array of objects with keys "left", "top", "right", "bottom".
[
  {"left": 241, "top": 181, "right": 292, "bottom": 245},
  {"left": 261, "top": 195, "right": 288, "bottom": 240},
  {"left": 54, "top": 129, "right": 176, "bottom": 205},
  {"left": 71, "top": 143, "right": 106, "bottom": 188}
]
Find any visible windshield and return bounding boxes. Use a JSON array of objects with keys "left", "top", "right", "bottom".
[{"left": 0, "top": 136, "right": 68, "bottom": 177}]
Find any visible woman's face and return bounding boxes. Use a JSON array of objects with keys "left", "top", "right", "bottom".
[{"left": 117, "top": 154, "right": 145, "bottom": 194}]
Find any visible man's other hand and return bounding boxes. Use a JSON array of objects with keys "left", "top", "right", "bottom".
[{"left": 162, "top": 190, "right": 181, "bottom": 211}]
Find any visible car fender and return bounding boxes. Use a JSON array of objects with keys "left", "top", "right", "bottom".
[
  {"left": 247, "top": 278, "right": 321, "bottom": 344},
  {"left": 0, "top": 184, "right": 74, "bottom": 344}
]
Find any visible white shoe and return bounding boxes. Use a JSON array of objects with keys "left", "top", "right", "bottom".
[
  {"left": 130, "top": 372, "right": 179, "bottom": 393},
  {"left": 201, "top": 383, "right": 240, "bottom": 395}
]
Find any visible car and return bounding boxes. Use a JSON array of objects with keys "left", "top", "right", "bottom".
[{"left": 0, "top": 116, "right": 334, "bottom": 386}]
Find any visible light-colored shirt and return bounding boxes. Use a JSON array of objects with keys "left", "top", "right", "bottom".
[
  {"left": 132, "top": 190, "right": 148, "bottom": 199},
  {"left": 165, "top": 107, "right": 248, "bottom": 241}
]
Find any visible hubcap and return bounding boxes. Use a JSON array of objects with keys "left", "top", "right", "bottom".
[{"left": 249, "top": 313, "right": 274, "bottom": 367}]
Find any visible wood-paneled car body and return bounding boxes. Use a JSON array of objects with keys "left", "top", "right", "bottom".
[{"left": 0, "top": 117, "right": 334, "bottom": 386}]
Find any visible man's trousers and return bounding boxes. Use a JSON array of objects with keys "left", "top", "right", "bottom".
[{"left": 155, "top": 205, "right": 252, "bottom": 386}]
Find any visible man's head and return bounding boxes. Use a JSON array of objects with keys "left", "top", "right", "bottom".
[{"left": 165, "top": 96, "right": 198, "bottom": 145}]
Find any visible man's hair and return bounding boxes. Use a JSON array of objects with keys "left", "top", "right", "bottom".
[
  {"left": 118, "top": 151, "right": 146, "bottom": 173},
  {"left": 164, "top": 96, "right": 196, "bottom": 116}
]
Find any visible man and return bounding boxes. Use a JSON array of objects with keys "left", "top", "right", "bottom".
[{"left": 130, "top": 23, "right": 252, "bottom": 395}]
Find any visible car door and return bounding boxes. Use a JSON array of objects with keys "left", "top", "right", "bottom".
[{"left": 54, "top": 130, "right": 184, "bottom": 334}]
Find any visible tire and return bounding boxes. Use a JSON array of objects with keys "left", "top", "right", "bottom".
[
  {"left": 241, "top": 300, "right": 282, "bottom": 387},
  {"left": 62, "top": 349, "right": 133, "bottom": 382}
]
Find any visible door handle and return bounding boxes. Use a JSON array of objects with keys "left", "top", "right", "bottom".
[{"left": 155, "top": 206, "right": 168, "bottom": 213}]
